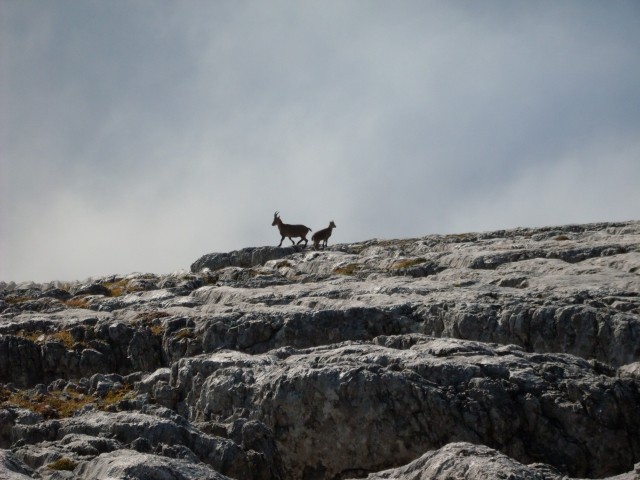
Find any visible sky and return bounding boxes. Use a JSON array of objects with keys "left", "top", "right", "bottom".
[{"left": 1, "top": 1, "right": 639, "bottom": 283}]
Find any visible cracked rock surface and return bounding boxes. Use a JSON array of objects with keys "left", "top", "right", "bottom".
[{"left": 1, "top": 220, "right": 639, "bottom": 479}]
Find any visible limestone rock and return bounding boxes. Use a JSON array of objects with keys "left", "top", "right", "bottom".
[
  {"left": 73, "top": 450, "right": 231, "bottom": 480},
  {"left": 173, "top": 336, "right": 640, "bottom": 478},
  {"left": 0, "top": 449, "right": 36, "bottom": 480},
  {"left": 619, "top": 362, "right": 640, "bottom": 381},
  {"left": 350, "top": 442, "right": 640, "bottom": 480},
  {"left": 6, "top": 408, "right": 283, "bottom": 480},
  {"left": 191, "top": 246, "right": 299, "bottom": 272},
  {"left": 1, "top": 220, "right": 639, "bottom": 479}
]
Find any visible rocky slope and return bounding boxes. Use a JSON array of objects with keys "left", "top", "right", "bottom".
[{"left": 1, "top": 220, "right": 639, "bottom": 479}]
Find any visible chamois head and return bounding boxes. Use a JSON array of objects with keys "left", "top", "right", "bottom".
[{"left": 272, "top": 211, "right": 281, "bottom": 226}]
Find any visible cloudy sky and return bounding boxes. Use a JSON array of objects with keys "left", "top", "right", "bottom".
[{"left": 1, "top": 1, "right": 639, "bottom": 283}]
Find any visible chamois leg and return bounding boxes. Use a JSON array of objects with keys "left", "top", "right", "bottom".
[
  {"left": 289, "top": 237, "right": 296, "bottom": 245},
  {"left": 278, "top": 236, "right": 285, "bottom": 247}
]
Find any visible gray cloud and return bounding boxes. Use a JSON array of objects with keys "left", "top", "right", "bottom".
[{"left": 2, "top": 1, "right": 639, "bottom": 282}]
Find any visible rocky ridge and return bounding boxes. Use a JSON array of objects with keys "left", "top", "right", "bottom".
[{"left": 0, "top": 220, "right": 639, "bottom": 479}]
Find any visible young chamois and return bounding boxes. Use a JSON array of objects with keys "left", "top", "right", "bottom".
[
  {"left": 312, "top": 221, "right": 336, "bottom": 250},
  {"left": 272, "top": 212, "right": 312, "bottom": 247}
]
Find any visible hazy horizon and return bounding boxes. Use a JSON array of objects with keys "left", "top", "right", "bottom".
[{"left": 2, "top": 1, "right": 639, "bottom": 283}]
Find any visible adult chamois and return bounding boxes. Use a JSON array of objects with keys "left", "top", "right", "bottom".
[
  {"left": 312, "top": 220, "right": 336, "bottom": 250},
  {"left": 272, "top": 212, "right": 312, "bottom": 247}
]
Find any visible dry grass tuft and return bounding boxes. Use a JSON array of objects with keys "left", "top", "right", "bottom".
[
  {"left": 101, "top": 386, "right": 134, "bottom": 406},
  {"left": 175, "top": 328, "right": 195, "bottom": 340},
  {"left": 4, "top": 296, "right": 31, "bottom": 304},
  {"left": 15, "top": 330, "right": 44, "bottom": 343},
  {"left": 150, "top": 324, "right": 165, "bottom": 337},
  {"left": 333, "top": 263, "right": 362, "bottom": 275},
  {"left": 47, "top": 457, "right": 78, "bottom": 471},
  {"left": 1, "top": 383, "right": 135, "bottom": 420},
  {"left": 64, "top": 297, "right": 90, "bottom": 309},
  {"left": 103, "top": 279, "right": 129, "bottom": 297},
  {"left": 390, "top": 258, "right": 427, "bottom": 270},
  {"left": 51, "top": 330, "right": 76, "bottom": 349},
  {"left": 15, "top": 329, "right": 82, "bottom": 349},
  {"left": 1, "top": 387, "right": 91, "bottom": 419},
  {"left": 135, "top": 311, "right": 169, "bottom": 337}
]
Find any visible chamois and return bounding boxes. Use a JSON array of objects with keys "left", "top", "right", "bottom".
[
  {"left": 272, "top": 212, "right": 312, "bottom": 247},
  {"left": 312, "top": 220, "right": 336, "bottom": 250}
]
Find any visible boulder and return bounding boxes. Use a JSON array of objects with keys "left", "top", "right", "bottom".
[
  {"left": 350, "top": 442, "right": 640, "bottom": 480},
  {"left": 8, "top": 410, "right": 284, "bottom": 480},
  {"left": 174, "top": 336, "right": 640, "bottom": 478},
  {"left": 0, "top": 449, "right": 35, "bottom": 480},
  {"left": 73, "top": 450, "right": 230, "bottom": 480},
  {"left": 191, "top": 246, "right": 298, "bottom": 272}
]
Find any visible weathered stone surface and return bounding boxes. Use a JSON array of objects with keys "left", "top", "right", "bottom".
[
  {"left": 190, "top": 246, "right": 299, "bottom": 273},
  {"left": 0, "top": 449, "right": 35, "bottom": 480},
  {"left": 173, "top": 336, "right": 640, "bottom": 478},
  {"left": 6, "top": 408, "right": 283, "bottom": 479},
  {"left": 619, "top": 362, "right": 640, "bottom": 381},
  {"left": 349, "top": 442, "right": 640, "bottom": 480},
  {"left": 74, "top": 450, "right": 231, "bottom": 480},
  {"left": 1, "top": 220, "right": 639, "bottom": 479}
]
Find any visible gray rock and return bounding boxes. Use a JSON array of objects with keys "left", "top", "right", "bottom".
[
  {"left": 6, "top": 407, "right": 282, "bottom": 478},
  {"left": 618, "top": 362, "right": 640, "bottom": 381},
  {"left": 135, "top": 368, "right": 171, "bottom": 395},
  {"left": 58, "top": 433, "right": 121, "bottom": 456},
  {"left": 0, "top": 449, "right": 36, "bottom": 480},
  {"left": 0, "top": 336, "right": 42, "bottom": 387},
  {"left": 2, "top": 220, "right": 640, "bottom": 479},
  {"left": 73, "top": 450, "right": 230, "bottom": 480},
  {"left": 40, "top": 289, "right": 72, "bottom": 301},
  {"left": 350, "top": 442, "right": 561, "bottom": 479},
  {"left": 191, "top": 246, "right": 299, "bottom": 272},
  {"left": 174, "top": 336, "right": 640, "bottom": 479},
  {"left": 350, "top": 442, "right": 640, "bottom": 480},
  {"left": 70, "top": 283, "right": 111, "bottom": 297}
]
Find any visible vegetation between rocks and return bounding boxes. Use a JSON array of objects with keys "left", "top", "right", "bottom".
[
  {"left": 390, "top": 257, "right": 427, "bottom": 269},
  {"left": 0, "top": 383, "right": 135, "bottom": 419},
  {"left": 333, "top": 263, "right": 362, "bottom": 275},
  {"left": 14, "top": 329, "right": 82, "bottom": 349},
  {"left": 47, "top": 457, "right": 78, "bottom": 471}
]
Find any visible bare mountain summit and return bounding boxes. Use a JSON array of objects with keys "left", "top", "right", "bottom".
[{"left": 1, "top": 221, "right": 639, "bottom": 479}]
